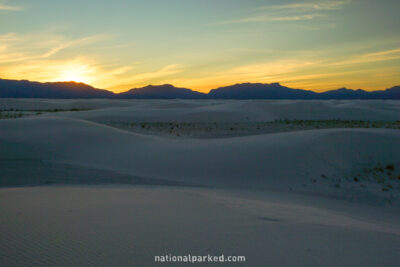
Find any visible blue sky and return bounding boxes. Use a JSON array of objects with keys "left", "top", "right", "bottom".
[{"left": 1, "top": 0, "right": 399, "bottom": 92}]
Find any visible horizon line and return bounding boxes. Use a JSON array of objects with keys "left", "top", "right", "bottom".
[{"left": 1, "top": 78, "right": 399, "bottom": 94}]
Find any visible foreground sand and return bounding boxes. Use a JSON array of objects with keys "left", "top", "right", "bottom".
[
  {"left": 1, "top": 186, "right": 400, "bottom": 267},
  {"left": 0, "top": 99, "right": 400, "bottom": 266}
]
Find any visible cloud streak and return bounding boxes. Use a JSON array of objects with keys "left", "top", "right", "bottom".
[
  {"left": 328, "top": 48, "right": 400, "bottom": 66},
  {"left": 220, "top": 14, "right": 325, "bottom": 24},
  {"left": 0, "top": 32, "right": 110, "bottom": 63},
  {"left": 112, "top": 64, "right": 185, "bottom": 90},
  {"left": 41, "top": 35, "right": 110, "bottom": 58},
  {"left": 216, "top": 0, "right": 350, "bottom": 25},
  {"left": 0, "top": 2, "right": 22, "bottom": 11},
  {"left": 259, "top": 0, "right": 352, "bottom": 12}
]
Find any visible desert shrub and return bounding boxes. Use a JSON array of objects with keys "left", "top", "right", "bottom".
[{"left": 386, "top": 164, "right": 395, "bottom": 171}]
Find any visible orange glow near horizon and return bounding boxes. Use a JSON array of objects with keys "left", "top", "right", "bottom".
[{"left": 1, "top": 55, "right": 398, "bottom": 93}]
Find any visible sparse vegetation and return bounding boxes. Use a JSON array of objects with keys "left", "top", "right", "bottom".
[
  {"left": 0, "top": 108, "right": 91, "bottom": 113},
  {"left": 105, "top": 119, "right": 400, "bottom": 138},
  {"left": 313, "top": 162, "right": 400, "bottom": 204},
  {"left": 276, "top": 119, "right": 400, "bottom": 130},
  {"left": 0, "top": 112, "right": 24, "bottom": 119},
  {"left": 386, "top": 164, "right": 395, "bottom": 171},
  {"left": 0, "top": 108, "right": 92, "bottom": 120}
]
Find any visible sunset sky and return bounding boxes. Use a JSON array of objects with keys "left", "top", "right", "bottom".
[{"left": 1, "top": 0, "right": 399, "bottom": 92}]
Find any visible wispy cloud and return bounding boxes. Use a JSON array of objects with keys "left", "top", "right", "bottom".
[
  {"left": 260, "top": 0, "right": 352, "bottom": 12},
  {"left": 0, "top": 32, "right": 110, "bottom": 63},
  {"left": 216, "top": 0, "right": 350, "bottom": 25},
  {"left": 219, "top": 14, "right": 325, "bottom": 24},
  {"left": 364, "top": 48, "right": 400, "bottom": 58},
  {"left": 41, "top": 35, "right": 110, "bottom": 58},
  {"left": 328, "top": 48, "right": 400, "bottom": 66},
  {"left": 128, "top": 64, "right": 184, "bottom": 82},
  {"left": 112, "top": 64, "right": 185, "bottom": 90},
  {"left": 0, "top": 33, "right": 19, "bottom": 41},
  {"left": 0, "top": 2, "right": 23, "bottom": 11}
]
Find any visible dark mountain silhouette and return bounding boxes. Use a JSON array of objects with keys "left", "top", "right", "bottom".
[
  {"left": 317, "top": 88, "right": 369, "bottom": 99},
  {"left": 372, "top": 86, "right": 400, "bottom": 99},
  {"left": 119, "top": 84, "right": 207, "bottom": 99},
  {"left": 209, "top": 83, "right": 400, "bottom": 100},
  {"left": 316, "top": 86, "right": 400, "bottom": 99},
  {"left": 0, "top": 78, "right": 399, "bottom": 99},
  {"left": 0, "top": 79, "right": 114, "bottom": 98},
  {"left": 208, "top": 83, "right": 317, "bottom": 99}
]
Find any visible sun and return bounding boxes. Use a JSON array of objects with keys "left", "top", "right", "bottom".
[
  {"left": 57, "top": 64, "right": 93, "bottom": 84},
  {"left": 62, "top": 72, "right": 85, "bottom": 83},
  {"left": 59, "top": 69, "right": 87, "bottom": 83}
]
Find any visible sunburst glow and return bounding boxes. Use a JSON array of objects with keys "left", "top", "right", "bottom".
[{"left": 57, "top": 64, "right": 93, "bottom": 84}]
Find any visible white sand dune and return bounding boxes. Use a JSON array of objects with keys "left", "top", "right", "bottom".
[
  {"left": 0, "top": 186, "right": 399, "bottom": 267},
  {"left": 1, "top": 115, "right": 399, "bottom": 203},
  {"left": 1, "top": 99, "right": 400, "bottom": 266}
]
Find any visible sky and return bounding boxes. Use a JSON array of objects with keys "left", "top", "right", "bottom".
[{"left": 1, "top": 0, "right": 399, "bottom": 93}]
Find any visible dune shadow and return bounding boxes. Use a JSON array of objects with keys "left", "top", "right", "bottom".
[
  {"left": 258, "top": 216, "right": 284, "bottom": 223},
  {"left": 0, "top": 159, "right": 199, "bottom": 188}
]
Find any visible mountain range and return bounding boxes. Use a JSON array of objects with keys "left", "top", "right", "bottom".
[{"left": 0, "top": 79, "right": 399, "bottom": 100}]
